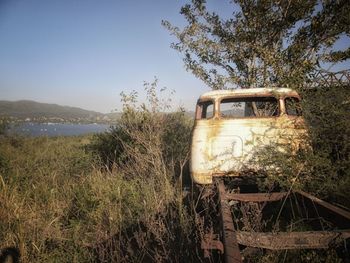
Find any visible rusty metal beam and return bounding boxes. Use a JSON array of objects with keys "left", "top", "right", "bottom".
[
  {"left": 216, "top": 180, "right": 242, "bottom": 263},
  {"left": 236, "top": 230, "right": 350, "bottom": 250},
  {"left": 201, "top": 232, "right": 224, "bottom": 258},
  {"left": 295, "top": 190, "right": 350, "bottom": 228},
  {"left": 224, "top": 192, "right": 288, "bottom": 202}
]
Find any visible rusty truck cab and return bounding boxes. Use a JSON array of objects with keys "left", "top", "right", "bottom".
[{"left": 190, "top": 88, "right": 305, "bottom": 184}]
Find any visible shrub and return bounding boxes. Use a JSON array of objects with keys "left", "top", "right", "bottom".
[
  {"left": 254, "top": 83, "right": 350, "bottom": 209},
  {"left": 85, "top": 79, "right": 202, "bottom": 261},
  {"left": 301, "top": 84, "right": 350, "bottom": 205},
  {"left": 86, "top": 125, "right": 132, "bottom": 169},
  {"left": 88, "top": 78, "right": 193, "bottom": 183}
]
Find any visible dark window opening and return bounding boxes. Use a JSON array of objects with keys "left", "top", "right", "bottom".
[
  {"left": 285, "top": 97, "right": 302, "bottom": 116},
  {"left": 196, "top": 100, "right": 214, "bottom": 119},
  {"left": 220, "top": 97, "right": 279, "bottom": 118}
]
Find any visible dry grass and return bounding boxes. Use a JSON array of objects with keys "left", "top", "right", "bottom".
[
  {"left": 0, "top": 134, "right": 203, "bottom": 262},
  {"left": 0, "top": 82, "right": 202, "bottom": 262}
]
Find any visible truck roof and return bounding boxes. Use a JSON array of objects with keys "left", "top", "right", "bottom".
[{"left": 199, "top": 88, "right": 299, "bottom": 100}]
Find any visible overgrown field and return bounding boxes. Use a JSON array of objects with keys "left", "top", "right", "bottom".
[
  {"left": 0, "top": 82, "right": 205, "bottom": 262},
  {"left": 1, "top": 82, "right": 349, "bottom": 262},
  {"left": 0, "top": 133, "right": 202, "bottom": 262},
  {"left": 1, "top": 135, "right": 95, "bottom": 261}
]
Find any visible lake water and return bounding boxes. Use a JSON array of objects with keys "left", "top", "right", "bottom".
[{"left": 9, "top": 122, "right": 111, "bottom": 137}]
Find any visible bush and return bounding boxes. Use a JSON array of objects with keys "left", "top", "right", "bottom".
[
  {"left": 88, "top": 79, "right": 193, "bottom": 183},
  {"left": 254, "top": 83, "right": 350, "bottom": 209},
  {"left": 84, "top": 79, "right": 201, "bottom": 262},
  {"left": 301, "top": 84, "right": 350, "bottom": 205},
  {"left": 86, "top": 125, "right": 131, "bottom": 168}
]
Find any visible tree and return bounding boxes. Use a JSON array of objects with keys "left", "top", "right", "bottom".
[
  {"left": 0, "top": 118, "right": 10, "bottom": 136},
  {"left": 162, "top": 0, "right": 350, "bottom": 89}
]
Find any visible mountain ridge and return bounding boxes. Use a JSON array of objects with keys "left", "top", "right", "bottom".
[
  {"left": 0, "top": 100, "right": 194, "bottom": 123},
  {"left": 0, "top": 100, "right": 120, "bottom": 123}
]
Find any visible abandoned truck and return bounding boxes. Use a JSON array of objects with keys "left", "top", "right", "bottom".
[{"left": 190, "top": 88, "right": 306, "bottom": 184}]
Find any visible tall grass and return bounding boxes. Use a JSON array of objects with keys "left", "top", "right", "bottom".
[
  {"left": 0, "top": 81, "right": 202, "bottom": 262},
  {"left": 0, "top": 134, "right": 201, "bottom": 262},
  {"left": 1, "top": 135, "right": 94, "bottom": 262}
]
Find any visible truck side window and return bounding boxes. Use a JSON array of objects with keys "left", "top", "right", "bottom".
[
  {"left": 285, "top": 97, "right": 302, "bottom": 116},
  {"left": 196, "top": 101, "right": 214, "bottom": 119}
]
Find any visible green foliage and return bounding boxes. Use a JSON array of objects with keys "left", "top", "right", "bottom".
[
  {"left": 163, "top": 0, "right": 350, "bottom": 89},
  {"left": 301, "top": 84, "right": 350, "bottom": 205},
  {"left": 252, "top": 83, "right": 350, "bottom": 208},
  {"left": 86, "top": 125, "right": 131, "bottom": 168},
  {"left": 162, "top": 111, "right": 193, "bottom": 171},
  {"left": 0, "top": 135, "right": 94, "bottom": 262},
  {"left": 0, "top": 117, "right": 10, "bottom": 136}
]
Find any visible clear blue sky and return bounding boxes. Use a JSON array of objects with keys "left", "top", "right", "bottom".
[
  {"left": 0, "top": 1, "right": 348, "bottom": 113},
  {"left": 0, "top": 0, "right": 215, "bottom": 113}
]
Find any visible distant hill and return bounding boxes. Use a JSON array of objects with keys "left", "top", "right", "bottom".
[
  {"left": 0, "top": 100, "right": 120, "bottom": 123},
  {"left": 184, "top": 111, "right": 195, "bottom": 118},
  {"left": 0, "top": 100, "right": 193, "bottom": 123}
]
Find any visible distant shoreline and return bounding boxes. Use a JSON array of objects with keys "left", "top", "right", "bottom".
[
  {"left": 5, "top": 119, "right": 117, "bottom": 125},
  {"left": 9, "top": 122, "right": 111, "bottom": 137},
  {"left": 0, "top": 100, "right": 121, "bottom": 124}
]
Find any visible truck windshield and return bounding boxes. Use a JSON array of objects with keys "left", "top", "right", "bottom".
[{"left": 220, "top": 97, "right": 279, "bottom": 118}]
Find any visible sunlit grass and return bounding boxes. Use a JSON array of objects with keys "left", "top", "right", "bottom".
[{"left": 0, "top": 135, "right": 189, "bottom": 262}]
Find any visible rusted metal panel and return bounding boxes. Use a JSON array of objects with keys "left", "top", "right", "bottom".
[
  {"left": 295, "top": 190, "right": 350, "bottom": 228},
  {"left": 190, "top": 88, "right": 307, "bottom": 185},
  {"left": 216, "top": 180, "right": 242, "bottom": 263},
  {"left": 307, "top": 70, "right": 350, "bottom": 88},
  {"left": 205, "top": 182, "right": 350, "bottom": 260},
  {"left": 236, "top": 230, "right": 350, "bottom": 250},
  {"left": 223, "top": 192, "right": 288, "bottom": 202}
]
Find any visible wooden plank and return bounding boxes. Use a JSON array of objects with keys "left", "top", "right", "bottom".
[
  {"left": 224, "top": 192, "right": 288, "bottom": 202},
  {"left": 236, "top": 230, "right": 350, "bottom": 250},
  {"left": 216, "top": 180, "right": 242, "bottom": 263}
]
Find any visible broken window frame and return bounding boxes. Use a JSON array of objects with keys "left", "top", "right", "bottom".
[
  {"left": 196, "top": 100, "right": 215, "bottom": 120},
  {"left": 285, "top": 96, "right": 303, "bottom": 116}
]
